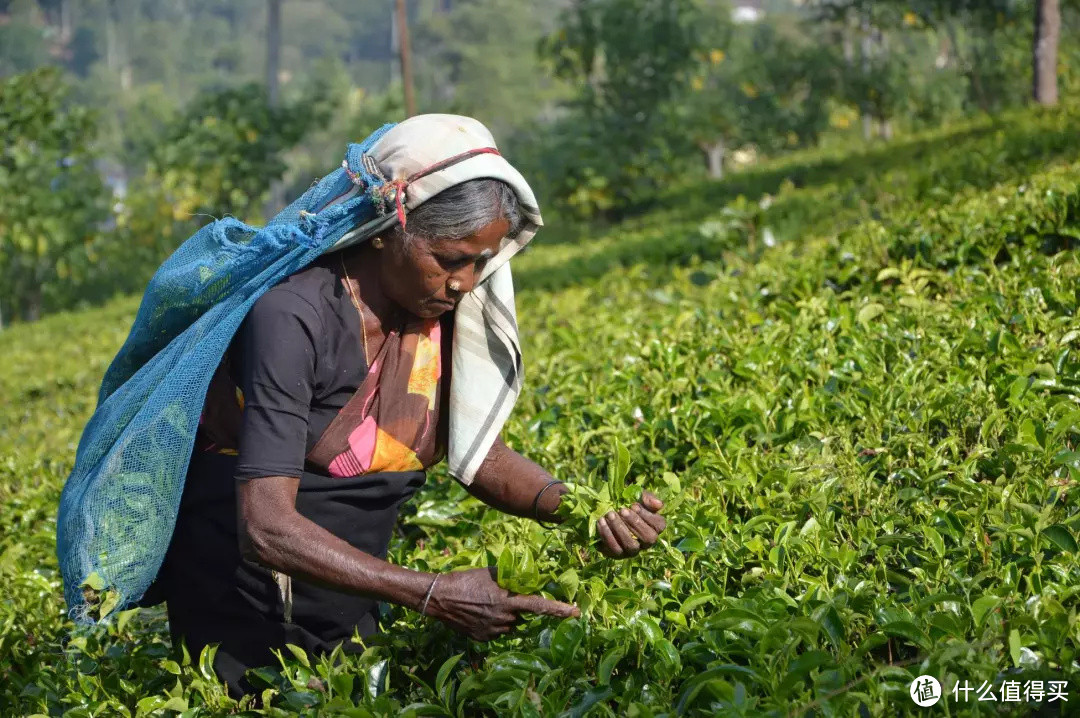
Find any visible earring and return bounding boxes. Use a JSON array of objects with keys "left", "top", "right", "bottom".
[
  {"left": 447, "top": 279, "right": 462, "bottom": 292},
  {"left": 372, "top": 237, "right": 384, "bottom": 249}
]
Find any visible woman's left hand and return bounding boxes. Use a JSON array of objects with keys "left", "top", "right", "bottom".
[{"left": 596, "top": 491, "right": 666, "bottom": 559}]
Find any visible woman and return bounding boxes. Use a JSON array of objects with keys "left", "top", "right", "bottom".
[{"left": 152, "top": 115, "right": 667, "bottom": 696}]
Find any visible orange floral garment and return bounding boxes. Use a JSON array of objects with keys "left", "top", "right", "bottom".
[
  {"left": 305, "top": 315, "right": 447, "bottom": 475},
  {"left": 198, "top": 312, "right": 448, "bottom": 477}
]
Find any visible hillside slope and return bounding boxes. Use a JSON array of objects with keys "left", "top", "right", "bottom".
[{"left": 3, "top": 107, "right": 1080, "bottom": 716}]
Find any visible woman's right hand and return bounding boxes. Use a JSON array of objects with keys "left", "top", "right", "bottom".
[{"left": 423, "top": 567, "right": 580, "bottom": 641}]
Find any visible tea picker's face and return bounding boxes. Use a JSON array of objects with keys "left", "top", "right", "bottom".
[{"left": 378, "top": 218, "right": 509, "bottom": 319}]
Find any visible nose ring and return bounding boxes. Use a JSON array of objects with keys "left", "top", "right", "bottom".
[{"left": 448, "top": 279, "right": 462, "bottom": 292}]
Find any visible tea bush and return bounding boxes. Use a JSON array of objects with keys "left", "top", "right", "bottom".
[{"left": 3, "top": 106, "right": 1080, "bottom": 716}]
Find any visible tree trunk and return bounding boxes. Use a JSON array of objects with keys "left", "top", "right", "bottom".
[
  {"left": 24, "top": 287, "right": 42, "bottom": 323},
  {"left": 227, "top": 3, "right": 239, "bottom": 40},
  {"left": 860, "top": 11, "right": 873, "bottom": 141},
  {"left": 105, "top": 0, "right": 132, "bottom": 90},
  {"left": 267, "top": 0, "right": 282, "bottom": 107},
  {"left": 878, "top": 29, "right": 891, "bottom": 141},
  {"left": 262, "top": 0, "right": 285, "bottom": 219},
  {"left": 1034, "top": 0, "right": 1060, "bottom": 106},
  {"left": 862, "top": 114, "right": 874, "bottom": 142},
  {"left": 60, "top": 0, "right": 72, "bottom": 42},
  {"left": 105, "top": 0, "right": 118, "bottom": 73},
  {"left": 396, "top": 0, "right": 416, "bottom": 117},
  {"left": 935, "top": 33, "right": 950, "bottom": 69},
  {"left": 702, "top": 140, "right": 725, "bottom": 179},
  {"left": 968, "top": 38, "right": 990, "bottom": 112}
]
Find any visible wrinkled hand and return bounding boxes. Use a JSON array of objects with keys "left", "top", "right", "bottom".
[
  {"left": 597, "top": 491, "right": 667, "bottom": 559},
  {"left": 424, "top": 567, "right": 580, "bottom": 641}
]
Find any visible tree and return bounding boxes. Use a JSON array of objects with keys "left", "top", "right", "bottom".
[
  {"left": 1033, "top": 0, "right": 1060, "bottom": 104},
  {"left": 814, "top": 1, "right": 1043, "bottom": 112},
  {"left": 395, "top": 0, "right": 416, "bottom": 116},
  {"left": 128, "top": 78, "right": 336, "bottom": 225},
  {"left": 0, "top": 67, "right": 110, "bottom": 323},
  {"left": 538, "top": 0, "right": 706, "bottom": 214},
  {"left": 0, "top": 0, "right": 50, "bottom": 76},
  {"left": 267, "top": 0, "right": 281, "bottom": 106},
  {"left": 411, "top": 0, "right": 569, "bottom": 140},
  {"left": 679, "top": 15, "right": 837, "bottom": 177}
]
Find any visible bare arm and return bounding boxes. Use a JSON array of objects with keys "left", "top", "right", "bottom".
[
  {"left": 465, "top": 436, "right": 568, "bottom": 522},
  {"left": 236, "top": 474, "right": 578, "bottom": 640},
  {"left": 236, "top": 475, "right": 432, "bottom": 609},
  {"left": 466, "top": 437, "right": 669, "bottom": 558}
]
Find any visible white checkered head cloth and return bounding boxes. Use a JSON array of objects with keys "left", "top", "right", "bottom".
[{"left": 324, "top": 114, "right": 542, "bottom": 483}]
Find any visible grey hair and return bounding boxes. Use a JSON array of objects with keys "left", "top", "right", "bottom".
[{"left": 391, "top": 178, "right": 523, "bottom": 247}]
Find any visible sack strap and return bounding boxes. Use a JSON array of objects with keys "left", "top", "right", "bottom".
[{"left": 342, "top": 147, "right": 501, "bottom": 230}]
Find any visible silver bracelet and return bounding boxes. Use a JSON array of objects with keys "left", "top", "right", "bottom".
[{"left": 419, "top": 574, "right": 440, "bottom": 616}]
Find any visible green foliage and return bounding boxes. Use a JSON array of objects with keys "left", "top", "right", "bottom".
[
  {"left": 815, "top": 0, "right": 1071, "bottom": 117},
  {"left": 0, "top": 8, "right": 50, "bottom": 76},
  {"left": 639, "top": 102, "right": 1080, "bottom": 253},
  {"left": 4, "top": 103, "right": 1080, "bottom": 715},
  {"left": 0, "top": 67, "right": 338, "bottom": 325},
  {"left": 276, "top": 57, "right": 405, "bottom": 203},
  {"left": 140, "top": 79, "right": 336, "bottom": 222},
  {"left": 413, "top": 0, "right": 571, "bottom": 142},
  {"left": 0, "top": 66, "right": 110, "bottom": 323},
  {"left": 96, "top": 77, "right": 338, "bottom": 305},
  {"left": 813, "top": 0, "right": 1026, "bottom": 28},
  {"left": 678, "top": 14, "right": 837, "bottom": 164},
  {"left": 535, "top": 0, "right": 707, "bottom": 217}
]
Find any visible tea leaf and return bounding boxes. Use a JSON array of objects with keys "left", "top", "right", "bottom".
[
  {"left": 550, "top": 619, "right": 584, "bottom": 667},
  {"left": 597, "top": 646, "right": 626, "bottom": 686},
  {"left": 971, "top": 596, "right": 1001, "bottom": 628},
  {"left": 435, "top": 653, "right": 463, "bottom": 697},
  {"left": 1009, "top": 629, "right": 1022, "bottom": 667},
  {"left": 1041, "top": 525, "right": 1078, "bottom": 553},
  {"left": 609, "top": 437, "right": 630, "bottom": 498},
  {"left": 856, "top": 302, "right": 885, "bottom": 326}
]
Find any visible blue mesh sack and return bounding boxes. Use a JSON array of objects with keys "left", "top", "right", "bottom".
[{"left": 57, "top": 124, "right": 400, "bottom": 621}]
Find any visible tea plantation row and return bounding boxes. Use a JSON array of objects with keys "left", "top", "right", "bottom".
[{"left": 2, "top": 106, "right": 1080, "bottom": 716}]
